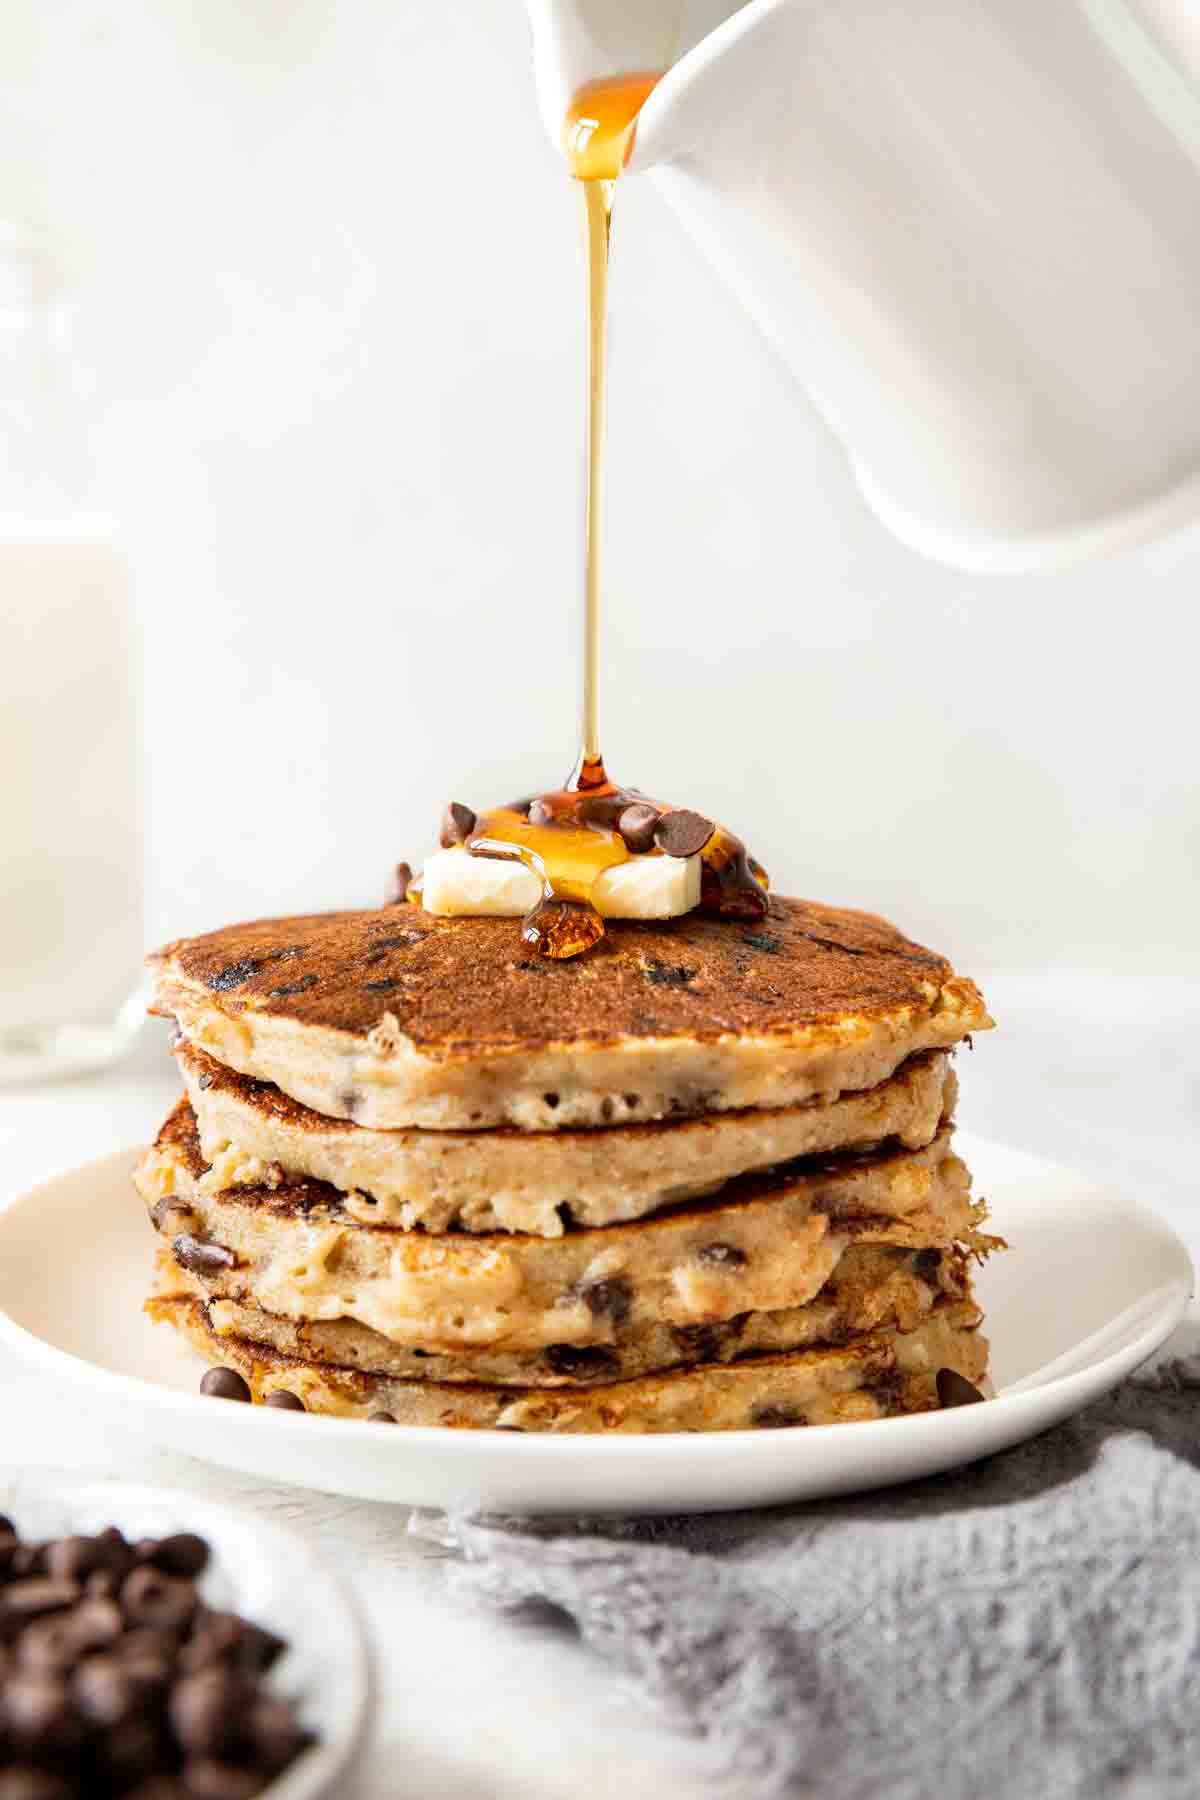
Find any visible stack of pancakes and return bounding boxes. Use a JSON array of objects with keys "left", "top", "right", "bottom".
[{"left": 137, "top": 897, "right": 995, "bottom": 1432}]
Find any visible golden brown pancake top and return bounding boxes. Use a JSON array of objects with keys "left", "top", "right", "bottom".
[{"left": 150, "top": 896, "right": 986, "bottom": 1058}]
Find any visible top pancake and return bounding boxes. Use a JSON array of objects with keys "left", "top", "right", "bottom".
[{"left": 150, "top": 896, "right": 991, "bottom": 1131}]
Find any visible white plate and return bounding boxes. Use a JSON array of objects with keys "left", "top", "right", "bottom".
[
  {"left": 0, "top": 1470, "right": 371, "bottom": 1799},
  {"left": 0, "top": 1135, "right": 1190, "bottom": 1515}
]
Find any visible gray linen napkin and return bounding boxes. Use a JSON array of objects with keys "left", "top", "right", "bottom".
[{"left": 423, "top": 1338, "right": 1200, "bottom": 1799}]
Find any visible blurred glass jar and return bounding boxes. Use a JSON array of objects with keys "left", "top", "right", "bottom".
[{"left": 0, "top": 120, "right": 143, "bottom": 1081}]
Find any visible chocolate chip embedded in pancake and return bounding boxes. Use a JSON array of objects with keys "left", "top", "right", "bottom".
[
  {"left": 148, "top": 896, "right": 992, "bottom": 1130},
  {"left": 178, "top": 1037, "right": 957, "bottom": 1236},
  {"left": 134, "top": 1099, "right": 993, "bottom": 1356},
  {"left": 151, "top": 1241, "right": 979, "bottom": 1386},
  {"left": 149, "top": 1285, "right": 989, "bottom": 1432}
]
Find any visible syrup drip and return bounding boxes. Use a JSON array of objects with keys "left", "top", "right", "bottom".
[{"left": 408, "top": 75, "right": 770, "bottom": 957}]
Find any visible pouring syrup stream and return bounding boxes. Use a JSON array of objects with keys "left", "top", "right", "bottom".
[{"left": 405, "top": 73, "right": 769, "bottom": 955}]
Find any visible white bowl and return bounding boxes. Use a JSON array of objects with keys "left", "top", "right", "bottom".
[{"left": 0, "top": 1469, "right": 371, "bottom": 1798}]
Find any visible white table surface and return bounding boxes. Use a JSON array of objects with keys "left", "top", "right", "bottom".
[{"left": 1, "top": 974, "right": 1197, "bottom": 1798}]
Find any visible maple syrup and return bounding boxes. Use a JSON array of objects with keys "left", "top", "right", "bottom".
[{"left": 407, "top": 75, "right": 769, "bottom": 957}]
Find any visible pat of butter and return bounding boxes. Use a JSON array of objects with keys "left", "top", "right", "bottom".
[{"left": 419, "top": 847, "right": 701, "bottom": 920}]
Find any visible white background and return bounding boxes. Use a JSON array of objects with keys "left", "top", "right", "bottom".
[
  {"left": 7, "top": 0, "right": 1200, "bottom": 981},
  {"left": 3, "top": 12, "right": 1199, "bottom": 1794}
]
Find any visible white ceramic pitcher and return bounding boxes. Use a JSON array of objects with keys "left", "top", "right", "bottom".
[{"left": 527, "top": 0, "right": 1200, "bottom": 570}]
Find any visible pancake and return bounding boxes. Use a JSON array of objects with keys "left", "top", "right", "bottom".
[
  {"left": 179, "top": 1038, "right": 956, "bottom": 1236},
  {"left": 134, "top": 1100, "right": 990, "bottom": 1354},
  {"left": 153, "top": 1241, "right": 979, "bottom": 1386},
  {"left": 148, "top": 896, "right": 991, "bottom": 1130},
  {"left": 149, "top": 1287, "right": 988, "bottom": 1431}
]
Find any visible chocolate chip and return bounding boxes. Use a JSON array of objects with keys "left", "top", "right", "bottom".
[
  {"left": 671, "top": 1321, "right": 731, "bottom": 1360},
  {"left": 173, "top": 1235, "right": 236, "bottom": 1277},
  {"left": 653, "top": 809, "right": 714, "bottom": 858},
  {"left": 232, "top": 1621, "right": 286, "bottom": 1675},
  {"left": 1, "top": 1578, "right": 83, "bottom": 1624},
  {"left": 150, "top": 1198, "right": 197, "bottom": 1236},
  {"left": 94, "top": 1528, "right": 135, "bottom": 1579},
  {"left": 576, "top": 1276, "right": 633, "bottom": 1324},
  {"left": 17, "top": 1618, "right": 86, "bottom": 1675},
  {"left": 384, "top": 860, "right": 413, "bottom": 905},
  {"left": 439, "top": 801, "right": 477, "bottom": 847},
  {"left": 936, "top": 1368, "right": 986, "bottom": 1408},
  {"left": 0, "top": 1771, "right": 77, "bottom": 1800},
  {"left": 616, "top": 802, "right": 659, "bottom": 854},
  {"left": 362, "top": 978, "right": 397, "bottom": 994},
  {"left": 3, "top": 1672, "right": 86, "bottom": 1760},
  {"left": 263, "top": 1391, "right": 305, "bottom": 1412},
  {"left": 267, "top": 975, "right": 317, "bottom": 999},
  {"left": 741, "top": 930, "right": 782, "bottom": 954},
  {"left": 543, "top": 1345, "right": 621, "bottom": 1378},
  {"left": 207, "top": 958, "right": 261, "bottom": 992},
  {"left": 914, "top": 1248, "right": 941, "bottom": 1278},
  {"left": 8, "top": 1546, "right": 46, "bottom": 1579},
  {"left": 137, "top": 1535, "right": 210, "bottom": 1580},
  {"left": 101, "top": 1716, "right": 168, "bottom": 1785},
  {"left": 367, "top": 1412, "right": 396, "bottom": 1424},
  {"left": 247, "top": 1695, "right": 311, "bottom": 1774},
  {"left": 699, "top": 861, "right": 769, "bottom": 920},
  {"left": 644, "top": 960, "right": 697, "bottom": 990},
  {"left": 365, "top": 934, "right": 419, "bottom": 963},
  {"left": 20, "top": 1596, "right": 122, "bottom": 1671},
  {"left": 44, "top": 1536, "right": 104, "bottom": 1583},
  {"left": 199, "top": 1369, "right": 250, "bottom": 1403},
  {"left": 179, "top": 1614, "right": 283, "bottom": 1680},
  {"left": 180, "top": 1760, "right": 262, "bottom": 1800},
  {"left": 168, "top": 1667, "right": 247, "bottom": 1757},
  {"left": 752, "top": 1404, "right": 806, "bottom": 1428},
  {"left": 73, "top": 1653, "right": 138, "bottom": 1726},
  {"left": 696, "top": 1242, "right": 747, "bottom": 1269},
  {"left": 120, "top": 1568, "right": 197, "bottom": 1634}
]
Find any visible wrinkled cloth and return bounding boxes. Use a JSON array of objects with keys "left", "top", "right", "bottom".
[{"left": 420, "top": 1339, "right": 1200, "bottom": 1799}]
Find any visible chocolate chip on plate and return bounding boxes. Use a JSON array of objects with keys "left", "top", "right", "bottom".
[
  {"left": 367, "top": 1412, "right": 397, "bottom": 1424},
  {"left": 653, "top": 808, "right": 715, "bottom": 858},
  {"left": 616, "top": 802, "right": 660, "bottom": 854},
  {"left": 263, "top": 1390, "right": 305, "bottom": 1412},
  {"left": 199, "top": 1368, "right": 251, "bottom": 1403},
  {"left": 936, "top": 1368, "right": 986, "bottom": 1408},
  {"left": 439, "top": 801, "right": 477, "bottom": 847}
]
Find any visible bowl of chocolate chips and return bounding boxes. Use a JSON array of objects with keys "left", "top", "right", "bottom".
[{"left": 0, "top": 1474, "right": 369, "bottom": 1800}]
